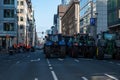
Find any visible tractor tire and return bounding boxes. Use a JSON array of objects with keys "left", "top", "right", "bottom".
[
  {"left": 60, "top": 46, "right": 66, "bottom": 58},
  {"left": 87, "top": 47, "right": 94, "bottom": 58},
  {"left": 83, "top": 47, "right": 88, "bottom": 58},
  {"left": 72, "top": 47, "right": 78, "bottom": 58},
  {"left": 45, "top": 46, "right": 51, "bottom": 58}
]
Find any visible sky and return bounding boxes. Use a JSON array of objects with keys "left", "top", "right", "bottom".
[{"left": 31, "top": 0, "right": 61, "bottom": 36}]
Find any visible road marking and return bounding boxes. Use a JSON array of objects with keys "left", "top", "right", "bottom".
[
  {"left": 81, "top": 77, "right": 88, "bottom": 80},
  {"left": 37, "top": 58, "right": 40, "bottom": 61},
  {"left": 74, "top": 59, "right": 79, "bottom": 62},
  {"left": 109, "top": 62, "right": 113, "bottom": 64},
  {"left": 27, "top": 55, "right": 30, "bottom": 57},
  {"left": 117, "top": 63, "right": 120, "bottom": 66},
  {"left": 105, "top": 74, "right": 118, "bottom": 80},
  {"left": 49, "top": 67, "right": 53, "bottom": 70},
  {"left": 47, "top": 59, "right": 50, "bottom": 64},
  {"left": 48, "top": 64, "right": 52, "bottom": 67},
  {"left": 58, "top": 58, "right": 64, "bottom": 61},
  {"left": 30, "top": 58, "right": 40, "bottom": 62},
  {"left": 51, "top": 71, "right": 58, "bottom": 80},
  {"left": 16, "top": 61, "right": 20, "bottom": 64},
  {"left": 34, "top": 78, "right": 38, "bottom": 80}
]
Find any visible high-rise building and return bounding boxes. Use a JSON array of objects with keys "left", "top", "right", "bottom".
[
  {"left": 0, "top": 0, "right": 17, "bottom": 49},
  {"left": 80, "top": 0, "right": 108, "bottom": 39}
]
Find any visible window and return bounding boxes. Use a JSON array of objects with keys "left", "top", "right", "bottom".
[
  {"left": 4, "top": 9, "right": 14, "bottom": 18},
  {"left": 4, "top": 0, "right": 14, "bottom": 5},
  {"left": 20, "top": 9, "right": 24, "bottom": 13},
  {"left": 4, "top": 23, "right": 14, "bottom": 31},
  {"left": 20, "top": 17, "right": 24, "bottom": 21},
  {"left": 20, "top": 1, "right": 24, "bottom": 5},
  {"left": 20, "top": 25, "right": 24, "bottom": 29}
]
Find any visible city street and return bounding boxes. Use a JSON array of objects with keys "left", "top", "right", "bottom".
[{"left": 0, "top": 50, "right": 120, "bottom": 80}]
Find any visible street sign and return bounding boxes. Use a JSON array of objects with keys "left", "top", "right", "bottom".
[{"left": 90, "top": 18, "right": 96, "bottom": 26}]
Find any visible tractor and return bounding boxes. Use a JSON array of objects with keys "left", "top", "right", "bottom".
[
  {"left": 96, "top": 32, "right": 118, "bottom": 60},
  {"left": 44, "top": 34, "right": 66, "bottom": 58}
]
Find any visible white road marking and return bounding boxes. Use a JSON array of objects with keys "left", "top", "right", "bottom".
[
  {"left": 34, "top": 78, "right": 38, "bottom": 80},
  {"left": 30, "top": 58, "right": 40, "bottom": 62},
  {"left": 48, "top": 64, "right": 52, "bottom": 67},
  {"left": 74, "top": 59, "right": 79, "bottom": 62},
  {"left": 81, "top": 77, "right": 88, "bottom": 80},
  {"left": 16, "top": 61, "right": 20, "bottom": 64},
  {"left": 47, "top": 59, "right": 50, "bottom": 64},
  {"left": 51, "top": 71, "right": 58, "bottom": 80},
  {"left": 117, "top": 63, "right": 120, "bottom": 66},
  {"left": 37, "top": 58, "right": 40, "bottom": 61},
  {"left": 109, "top": 62, "right": 113, "bottom": 64},
  {"left": 58, "top": 58, "right": 64, "bottom": 61},
  {"left": 27, "top": 55, "right": 30, "bottom": 57},
  {"left": 105, "top": 74, "right": 118, "bottom": 80},
  {"left": 49, "top": 67, "right": 53, "bottom": 70}
]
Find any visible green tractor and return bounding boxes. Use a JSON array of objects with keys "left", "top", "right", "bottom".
[
  {"left": 96, "top": 32, "right": 117, "bottom": 60},
  {"left": 115, "top": 35, "right": 120, "bottom": 60}
]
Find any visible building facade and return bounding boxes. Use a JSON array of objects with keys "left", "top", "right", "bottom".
[
  {"left": 80, "top": 0, "right": 108, "bottom": 39},
  {"left": 61, "top": 0, "right": 80, "bottom": 36},
  {"left": 57, "top": 5, "right": 68, "bottom": 33},
  {"left": 17, "top": 0, "right": 35, "bottom": 46},
  {"left": 0, "top": 0, "right": 17, "bottom": 49},
  {"left": 108, "top": 0, "right": 120, "bottom": 34},
  {"left": 53, "top": 14, "right": 58, "bottom": 34}
]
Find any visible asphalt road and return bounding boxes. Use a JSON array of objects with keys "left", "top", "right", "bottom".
[{"left": 0, "top": 50, "right": 120, "bottom": 80}]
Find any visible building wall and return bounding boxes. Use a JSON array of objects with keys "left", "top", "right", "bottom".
[
  {"left": 80, "top": 0, "right": 96, "bottom": 34},
  {"left": 108, "top": 0, "right": 120, "bottom": 33},
  {"left": 61, "top": 0, "right": 80, "bottom": 36},
  {"left": 57, "top": 5, "right": 68, "bottom": 33},
  {"left": 80, "top": 0, "right": 108, "bottom": 39},
  {"left": 17, "top": 0, "right": 34, "bottom": 46},
  {"left": 17, "top": 0, "right": 28, "bottom": 44},
  {"left": 0, "top": 0, "right": 17, "bottom": 48},
  {"left": 96, "top": 0, "right": 108, "bottom": 34}
]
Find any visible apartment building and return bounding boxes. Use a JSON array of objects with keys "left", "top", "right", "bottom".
[
  {"left": 17, "top": 0, "right": 35, "bottom": 46},
  {"left": 0, "top": 0, "right": 17, "bottom": 49}
]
